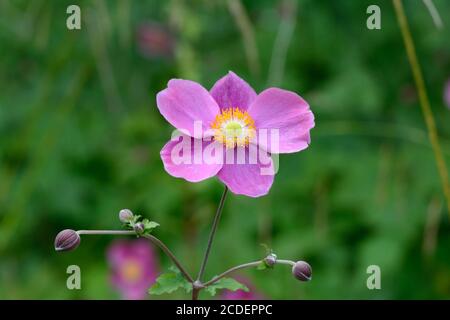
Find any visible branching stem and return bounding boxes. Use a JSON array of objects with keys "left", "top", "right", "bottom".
[
  {"left": 196, "top": 186, "right": 229, "bottom": 282},
  {"left": 203, "top": 259, "right": 296, "bottom": 287},
  {"left": 76, "top": 229, "right": 194, "bottom": 283}
]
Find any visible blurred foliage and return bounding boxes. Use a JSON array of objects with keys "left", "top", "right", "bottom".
[{"left": 0, "top": 0, "right": 450, "bottom": 299}]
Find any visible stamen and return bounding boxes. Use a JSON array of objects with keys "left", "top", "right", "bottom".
[{"left": 211, "top": 108, "right": 256, "bottom": 148}]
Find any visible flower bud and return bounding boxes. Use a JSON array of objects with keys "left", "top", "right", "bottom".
[
  {"left": 54, "top": 229, "right": 80, "bottom": 252},
  {"left": 119, "top": 209, "right": 134, "bottom": 223},
  {"left": 134, "top": 222, "right": 145, "bottom": 234},
  {"left": 292, "top": 261, "right": 312, "bottom": 281},
  {"left": 264, "top": 253, "right": 277, "bottom": 267}
]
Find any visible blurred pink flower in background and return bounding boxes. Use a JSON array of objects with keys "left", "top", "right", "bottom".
[
  {"left": 221, "top": 276, "right": 265, "bottom": 300},
  {"left": 136, "top": 22, "right": 175, "bottom": 59},
  {"left": 107, "top": 239, "right": 159, "bottom": 300},
  {"left": 444, "top": 79, "right": 450, "bottom": 109}
]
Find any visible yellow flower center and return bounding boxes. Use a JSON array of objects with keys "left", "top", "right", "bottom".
[
  {"left": 121, "top": 260, "right": 142, "bottom": 283},
  {"left": 211, "top": 108, "right": 256, "bottom": 148}
]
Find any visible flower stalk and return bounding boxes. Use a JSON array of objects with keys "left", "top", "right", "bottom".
[
  {"left": 202, "top": 258, "right": 307, "bottom": 287},
  {"left": 76, "top": 230, "right": 135, "bottom": 235},
  {"left": 192, "top": 186, "right": 229, "bottom": 300},
  {"left": 196, "top": 186, "right": 229, "bottom": 282},
  {"left": 57, "top": 228, "right": 194, "bottom": 284},
  {"left": 142, "top": 234, "right": 194, "bottom": 283},
  {"left": 55, "top": 204, "right": 311, "bottom": 299},
  {"left": 393, "top": 0, "right": 450, "bottom": 219}
]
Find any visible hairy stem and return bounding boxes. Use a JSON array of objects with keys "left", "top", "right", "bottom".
[
  {"left": 76, "top": 229, "right": 194, "bottom": 283},
  {"left": 393, "top": 0, "right": 450, "bottom": 219},
  {"left": 203, "top": 259, "right": 296, "bottom": 287},
  {"left": 203, "top": 261, "right": 260, "bottom": 287},
  {"left": 196, "top": 186, "right": 229, "bottom": 282},
  {"left": 192, "top": 288, "right": 200, "bottom": 300},
  {"left": 276, "top": 259, "right": 296, "bottom": 266},
  {"left": 143, "top": 234, "right": 194, "bottom": 283},
  {"left": 77, "top": 230, "right": 135, "bottom": 235}
]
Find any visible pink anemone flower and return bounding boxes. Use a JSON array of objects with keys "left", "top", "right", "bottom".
[
  {"left": 107, "top": 239, "right": 159, "bottom": 300},
  {"left": 157, "top": 71, "right": 314, "bottom": 197}
]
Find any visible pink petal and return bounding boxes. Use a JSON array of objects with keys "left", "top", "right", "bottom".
[
  {"left": 210, "top": 71, "right": 257, "bottom": 111},
  {"left": 160, "top": 134, "right": 223, "bottom": 182},
  {"left": 217, "top": 146, "right": 274, "bottom": 197},
  {"left": 107, "top": 239, "right": 159, "bottom": 300},
  {"left": 156, "top": 79, "right": 220, "bottom": 138},
  {"left": 248, "top": 88, "right": 315, "bottom": 154},
  {"left": 107, "top": 240, "right": 129, "bottom": 266},
  {"left": 123, "top": 287, "right": 148, "bottom": 300}
]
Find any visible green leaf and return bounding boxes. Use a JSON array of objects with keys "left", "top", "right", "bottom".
[
  {"left": 149, "top": 266, "right": 192, "bottom": 296},
  {"left": 260, "top": 243, "right": 272, "bottom": 255},
  {"left": 142, "top": 219, "right": 159, "bottom": 234},
  {"left": 257, "top": 261, "right": 268, "bottom": 270},
  {"left": 125, "top": 215, "right": 142, "bottom": 230},
  {"left": 131, "top": 215, "right": 141, "bottom": 224},
  {"left": 205, "top": 277, "right": 249, "bottom": 296}
]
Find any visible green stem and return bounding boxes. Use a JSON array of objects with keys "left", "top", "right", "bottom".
[
  {"left": 77, "top": 230, "right": 135, "bottom": 235},
  {"left": 196, "top": 186, "right": 229, "bottom": 282},
  {"left": 203, "top": 259, "right": 296, "bottom": 287},
  {"left": 192, "top": 287, "right": 200, "bottom": 300},
  {"left": 75, "top": 229, "right": 194, "bottom": 283},
  {"left": 143, "top": 234, "right": 194, "bottom": 283},
  {"left": 203, "top": 261, "right": 260, "bottom": 287},
  {"left": 393, "top": 0, "right": 450, "bottom": 219}
]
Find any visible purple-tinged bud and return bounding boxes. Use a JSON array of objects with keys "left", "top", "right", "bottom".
[
  {"left": 134, "top": 222, "right": 145, "bottom": 234},
  {"left": 264, "top": 253, "right": 277, "bottom": 267},
  {"left": 292, "top": 261, "right": 312, "bottom": 281},
  {"left": 119, "top": 209, "right": 134, "bottom": 223},
  {"left": 54, "top": 229, "right": 80, "bottom": 252}
]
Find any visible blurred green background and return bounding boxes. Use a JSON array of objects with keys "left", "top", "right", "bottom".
[{"left": 0, "top": 0, "right": 449, "bottom": 299}]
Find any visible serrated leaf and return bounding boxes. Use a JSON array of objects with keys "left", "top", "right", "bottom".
[
  {"left": 260, "top": 243, "right": 271, "bottom": 255},
  {"left": 205, "top": 277, "right": 249, "bottom": 296},
  {"left": 131, "top": 215, "right": 141, "bottom": 224},
  {"left": 149, "top": 266, "right": 192, "bottom": 295},
  {"left": 142, "top": 218, "right": 159, "bottom": 231}
]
